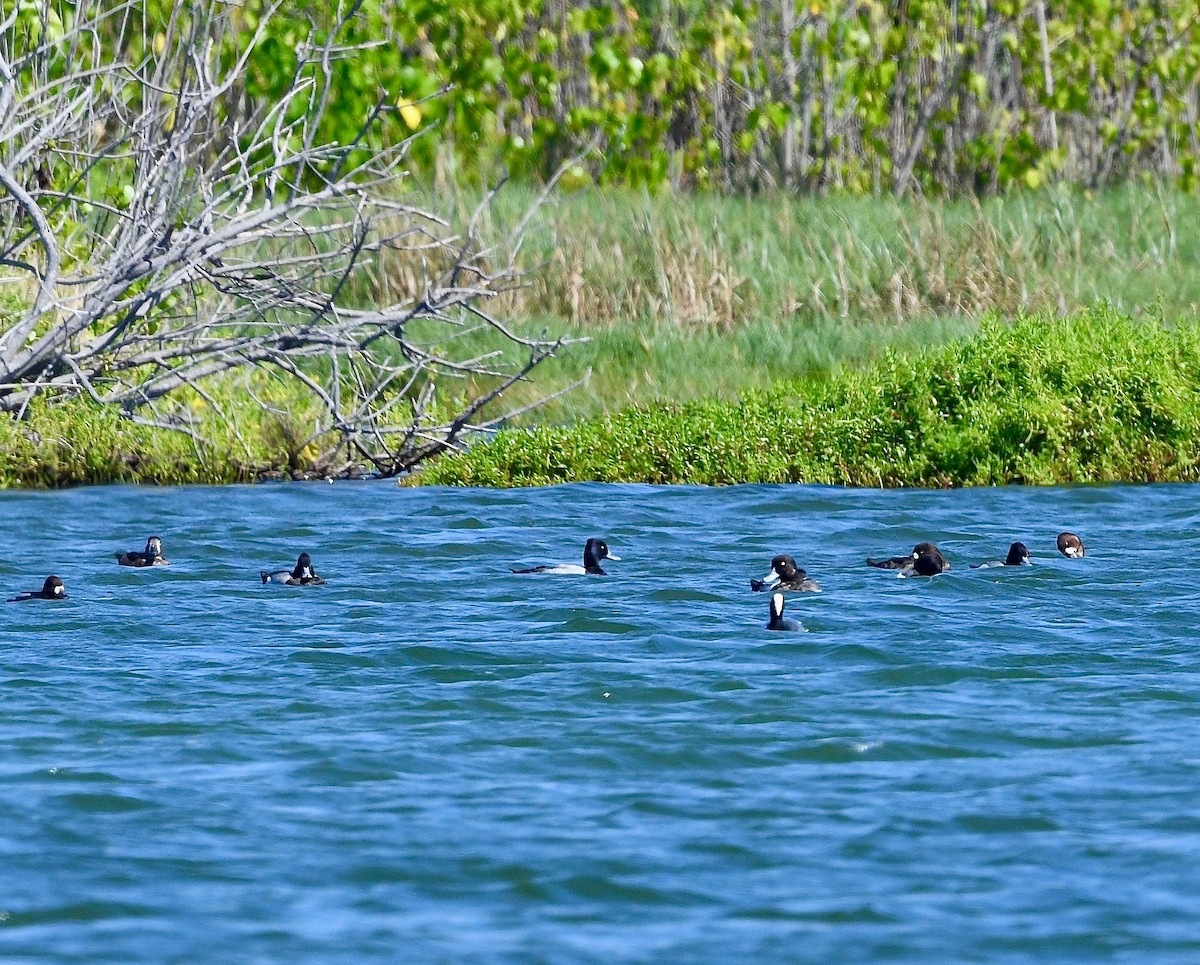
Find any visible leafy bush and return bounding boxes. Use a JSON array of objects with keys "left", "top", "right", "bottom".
[
  {"left": 415, "top": 305, "right": 1200, "bottom": 487},
  {"left": 91, "top": 0, "right": 1200, "bottom": 194}
]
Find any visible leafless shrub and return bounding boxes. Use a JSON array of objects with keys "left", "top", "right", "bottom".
[{"left": 0, "top": 0, "right": 579, "bottom": 476}]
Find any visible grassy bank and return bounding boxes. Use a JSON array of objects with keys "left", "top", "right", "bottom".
[
  {"left": 0, "top": 380, "right": 345, "bottom": 488},
  {"left": 413, "top": 306, "right": 1200, "bottom": 488},
  {"left": 6, "top": 185, "right": 1200, "bottom": 487}
]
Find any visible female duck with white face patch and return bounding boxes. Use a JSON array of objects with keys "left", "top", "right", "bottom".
[
  {"left": 751, "top": 554, "right": 820, "bottom": 592},
  {"left": 511, "top": 538, "right": 620, "bottom": 575},
  {"left": 1057, "top": 532, "right": 1085, "bottom": 558},
  {"left": 8, "top": 575, "right": 68, "bottom": 602}
]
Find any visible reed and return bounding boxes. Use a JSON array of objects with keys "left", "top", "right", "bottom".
[
  {"left": 384, "top": 183, "right": 1200, "bottom": 422},
  {"left": 461, "top": 183, "right": 1200, "bottom": 328}
]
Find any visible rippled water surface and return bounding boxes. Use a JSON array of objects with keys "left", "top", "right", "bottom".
[{"left": 4, "top": 481, "right": 1200, "bottom": 962}]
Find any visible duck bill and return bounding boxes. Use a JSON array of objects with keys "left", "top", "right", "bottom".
[
  {"left": 605, "top": 553, "right": 621, "bottom": 561},
  {"left": 760, "top": 568, "right": 781, "bottom": 586}
]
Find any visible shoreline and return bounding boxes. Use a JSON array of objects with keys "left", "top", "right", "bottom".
[{"left": 6, "top": 306, "right": 1194, "bottom": 491}]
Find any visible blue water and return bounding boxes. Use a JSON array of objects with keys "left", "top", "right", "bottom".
[{"left": 3, "top": 482, "right": 1200, "bottom": 963}]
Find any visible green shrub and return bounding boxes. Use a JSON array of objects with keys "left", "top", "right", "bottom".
[{"left": 414, "top": 305, "right": 1200, "bottom": 487}]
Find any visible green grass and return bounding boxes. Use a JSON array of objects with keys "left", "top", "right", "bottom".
[
  {"left": 467, "top": 312, "right": 978, "bottom": 425},
  {"left": 491, "top": 182, "right": 1200, "bottom": 324},
  {"left": 413, "top": 305, "right": 1200, "bottom": 488},
  {"left": 387, "top": 182, "right": 1200, "bottom": 424},
  {"left": 0, "top": 374, "right": 344, "bottom": 488}
]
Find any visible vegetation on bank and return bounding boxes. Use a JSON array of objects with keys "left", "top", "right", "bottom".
[
  {"left": 413, "top": 306, "right": 1200, "bottom": 488},
  {"left": 390, "top": 183, "right": 1200, "bottom": 423},
  {"left": 0, "top": 377, "right": 348, "bottom": 487},
  {"left": 83, "top": 0, "right": 1200, "bottom": 195},
  {"left": 8, "top": 3, "right": 1200, "bottom": 487},
  {"left": 5, "top": 181, "right": 1200, "bottom": 487}
]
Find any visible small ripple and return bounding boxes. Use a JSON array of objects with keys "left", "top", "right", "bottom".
[
  {"left": 1, "top": 677, "right": 54, "bottom": 689},
  {"left": 777, "top": 738, "right": 990, "bottom": 763},
  {"left": 287, "top": 651, "right": 379, "bottom": 669},
  {"left": 53, "top": 792, "right": 157, "bottom": 813},
  {"left": 397, "top": 645, "right": 544, "bottom": 667},
  {"left": 6, "top": 900, "right": 158, "bottom": 927},
  {"left": 645, "top": 589, "right": 728, "bottom": 603},
  {"left": 955, "top": 812, "right": 1063, "bottom": 834},
  {"left": 554, "top": 616, "right": 642, "bottom": 634},
  {"left": 557, "top": 873, "right": 711, "bottom": 907},
  {"left": 733, "top": 903, "right": 900, "bottom": 925},
  {"left": 866, "top": 663, "right": 1009, "bottom": 687}
]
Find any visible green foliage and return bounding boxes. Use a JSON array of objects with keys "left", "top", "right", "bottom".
[
  {"left": 66, "top": 0, "right": 1200, "bottom": 194},
  {"left": 414, "top": 305, "right": 1200, "bottom": 487},
  {"left": 0, "top": 399, "right": 233, "bottom": 487}
]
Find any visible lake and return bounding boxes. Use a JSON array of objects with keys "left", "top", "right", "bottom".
[{"left": 2, "top": 481, "right": 1199, "bottom": 962}]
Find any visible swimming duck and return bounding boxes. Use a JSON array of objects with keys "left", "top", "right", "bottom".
[
  {"left": 909, "top": 545, "right": 951, "bottom": 576},
  {"left": 867, "top": 542, "right": 950, "bottom": 575},
  {"left": 8, "top": 575, "right": 67, "bottom": 602},
  {"left": 261, "top": 552, "right": 326, "bottom": 585},
  {"left": 511, "top": 538, "right": 620, "bottom": 575},
  {"left": 115, "top": 535, "right": 168, "bottom": 567},
  {"left": 766, "top": 592, "right": 802, "bottom": 631},
  {"left": 971, "top": 541, "right": 1031, "bottom": 569},
  {"left": 1057, "top": 532, "right": 1085, "bottom": 558},
  {"left": 750, "top": 554, "right": 821, "bottom": 592}
]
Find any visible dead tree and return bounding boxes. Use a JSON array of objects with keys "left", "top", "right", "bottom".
[{"left": 0, "top": 0, "right": 579, "bottom": 476}]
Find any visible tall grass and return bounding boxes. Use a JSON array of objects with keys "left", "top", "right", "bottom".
[
  {"left": 461, "top": 183, "right": 1200, "bottom": 327},
  {"left": 382, "top": 183, "right": 1200, "bottom": 422}
]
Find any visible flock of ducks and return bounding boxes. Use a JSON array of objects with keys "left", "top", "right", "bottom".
[
  {"left": 5, "top": 538, "right": 328, "bottom": 601},
  {"left": 756, "top": 530, "right": 1085, "bottom": 631},
  {"left": 6, "top": 532, "right": 1088, "bottom": 631}
]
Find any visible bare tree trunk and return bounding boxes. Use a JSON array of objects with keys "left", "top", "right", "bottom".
[
  {"left": 779, "top": 0, "right": 796, "bottom": 191},
  {"left": 1034, "top": 0, "right": 1059, "bottom": 156}
]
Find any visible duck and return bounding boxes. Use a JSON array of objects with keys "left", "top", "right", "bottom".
[
  {"left": 971, "top": 541, "right": 1031, "bottom": 569},
  {"left": 511, "top": 538, "right": 620, "bottom": 575},
  {"left": 766, "top": 592, "right": 803, "bottom": 631},
  {"left": 8, "top": 575, "right": 67, "bottom": 602},
  {"left": 750, "top": 554, "right": 820, "bottom": 592},
  {"left": 261, "top": 552, "right": 326, "bottom": 585},
  {"left": 1057, "top": 532, "right": 1085, "bottom": 558},
  {"left": 908, "top": 545, "right": 951, "bottom": 576},
  {"left": 867, "top": 542, "right": 950, "bottom": 575},
  {"left": 115, "top": 535, "right": 168, "bottom": 567}
]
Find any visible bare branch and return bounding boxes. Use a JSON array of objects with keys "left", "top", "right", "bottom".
[{"left": 0, "top": 0, "right": 576, "bottom": 475}]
